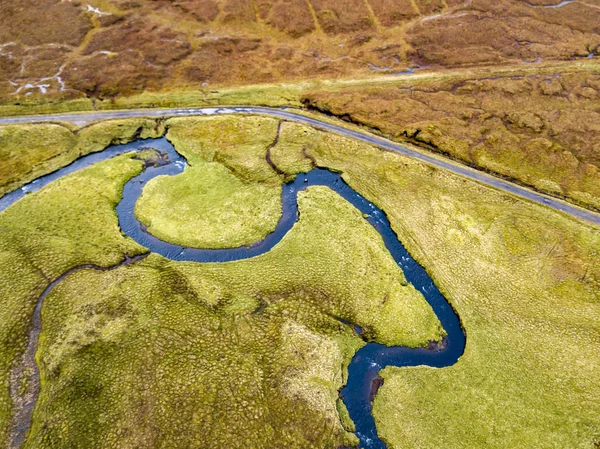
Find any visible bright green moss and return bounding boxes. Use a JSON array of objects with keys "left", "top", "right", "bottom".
[
  {"left": 135, "top": 159, "right": 282, "bottom": 248},
  {"left": 76, "top": 118, "right": 166, "bottom": 155},
  {"left": 336, "top": 398, "right": 356, "bottom": 433},
  {"left": 0, "top": 123, "right": 76, "bottom": 196}
]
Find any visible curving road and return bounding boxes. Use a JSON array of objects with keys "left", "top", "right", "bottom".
[{"left": 1, "top": 106, "right": 599, "bottom": 226}]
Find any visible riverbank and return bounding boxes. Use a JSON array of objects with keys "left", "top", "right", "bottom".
[{"left": 0, "top": 113, "right": 598, "bottom": 449}]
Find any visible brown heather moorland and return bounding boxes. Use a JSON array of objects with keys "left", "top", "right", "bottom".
[
  {"left": 0, "top": 0, "right": 599, "bottom": 102},
  {"left": 302, "top": 71, "right": 600, "bottom": 211}
]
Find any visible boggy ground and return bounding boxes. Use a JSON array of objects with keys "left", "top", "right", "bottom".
[
  {"left": 0, "top": 116, "right": 442, "bottom": 448},
  {"left": 125, "top": 115, "right": 600, "bottom": 447},
  {"left": 3, "top": 62, "right": 600, "bottom": 216},
  {"left": 270, "top": 122, "right": 600, "bottom": 449},
  {"left": 24, "top": 185, "right": 442, "bottom": 449},
  {"left": 0, "top": 153, "right": 148, "bottom": 447},
  {"left": 0, "top": 115, "right": 599, "bottom": 448},
  {"left": 135, "top": 116, "right": 283, "bottom": 249},
  {"left": 0, "top": 0, "right": 599, "bottom": 104},
  {"left": 302, "top": 70, "right": 600, "bottom": 211}
]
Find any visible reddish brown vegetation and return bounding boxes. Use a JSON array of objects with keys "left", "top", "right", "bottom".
[
  {"left": 311, "top": 0, "right": 375, "bottom": 34},
  {"left": 62, "top": 51, "right": 166, "bottom": 98},
  {"left": 369, "top": 0, "right": 419, "bottom": 26},
  {"left": 82, "top": 18, "right": 191, "bottom": 65},
  {"left": 262, "top": 0, "right": 315, "bottom": 37},
  {"left": 0, "top": 0, "right": 91, "bottom": 46},
  {"left": 407, "top": 0, "right": 600, "bottom": 66},
  {"left": 0, "top": 0, "right": 598, "bottom": 102},
  {"left": 302, "top": 72, "right": 600, "bottom": 210},
  {"left": 173, "top": 1, "right": 221, "bottom": 23}
]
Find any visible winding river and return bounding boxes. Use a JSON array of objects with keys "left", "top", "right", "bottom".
[
  {"left": 2, "top": 107, "right": 599, "bottom": 226},
  {"left": 3, "top": 134, "right": 465, "bottom": 449}
]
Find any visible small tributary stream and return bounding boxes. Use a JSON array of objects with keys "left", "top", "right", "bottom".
[{"left": 3, "top": 136, "right": 465, "bottom": 449}]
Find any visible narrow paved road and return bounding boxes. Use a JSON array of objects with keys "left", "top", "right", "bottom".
[{"left": 2, "top": 106, "right": 599, "bottom": 225}]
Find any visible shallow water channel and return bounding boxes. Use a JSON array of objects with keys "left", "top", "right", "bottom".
[{"left": 3, "top": 137, "right": 465, "bottom": 449}]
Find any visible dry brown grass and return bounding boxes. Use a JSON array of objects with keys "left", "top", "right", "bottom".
[
  {"left": 407, "top": 0, "right": 600, "bottom": 66},
  {"left": 0, "top": 0, "right": 598, "bottom": 104},
  {"left": 0, "top": 0, "right": 91, "bottom": 47}
]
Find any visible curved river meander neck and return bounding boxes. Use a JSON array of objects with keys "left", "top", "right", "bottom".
[{"left": 2, "top": 137, "right": 466, "bottom": 449}]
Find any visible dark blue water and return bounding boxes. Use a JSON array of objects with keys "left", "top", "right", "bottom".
[
  {"left": 1, "top": 136, "right": 465, "bottom": 449},
  {"left": 114, "top": 138, "right": 466, "bottom": 448},
  {"left": 0, "top": 139, "right": 165, "bottom": 213}
]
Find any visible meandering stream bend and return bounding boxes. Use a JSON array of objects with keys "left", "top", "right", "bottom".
[
  {"left": 8, "top": 254, "right": 149, "bottom": 449},
  {"left": 3, "top": 136, "right": 465, "bottom": 449}
]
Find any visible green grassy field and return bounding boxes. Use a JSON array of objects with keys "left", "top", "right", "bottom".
[
  {"left": 273, "top": 123, "right": 600, "bottom": 449},
  {"left": 0, "top": 154, "right": 148, "bottom": 445},
  {"left": 0, "top": 117, "right": 442, "bottom": 448},
  {"left": 135, "top": 116, "right": 283, "bottom": 248},
  {"left": 24, "top": 185, "right": 441, "bottom": 449},
  {"left": 0, "top": 114, "right": 598, "bottom": 448},
  {"left": 0, "top": 118, "right": 165, "bottom": 196}
]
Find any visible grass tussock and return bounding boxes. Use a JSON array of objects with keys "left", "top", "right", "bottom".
[
  {"left": 0, "top": 118, "right": 165, "bottom": 196},
  {"left": 276, "top": 122, "right": 600, "bottom": 449}
]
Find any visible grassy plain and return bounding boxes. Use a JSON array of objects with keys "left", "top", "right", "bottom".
[
  {"left": 274, "top": 123, "right": 600, "bottom": 449},
  {"left": 0, "top": 154, "right": 147, "bottom": 446},
  {"left": 1, "top": 111, "right": 599, "bottom": 447},
  {"left": 19, "top": 184, "right": 441, "bottom": 448},
  {"left": 135, "top": 159, "right": 282, "bottom": 248},
  {"left": 0, "top": 118, "right": 165, "bottom": 196},
  {"left": 135, "top": 116, "right": 283, "bottom": 248},
  {"left": 0, "top": 117, "right": 443, "bottom": 447}
]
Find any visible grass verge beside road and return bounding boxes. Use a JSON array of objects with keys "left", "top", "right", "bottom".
[{"left": 301, "top": 70, "right": 600, "bottom": 211}]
